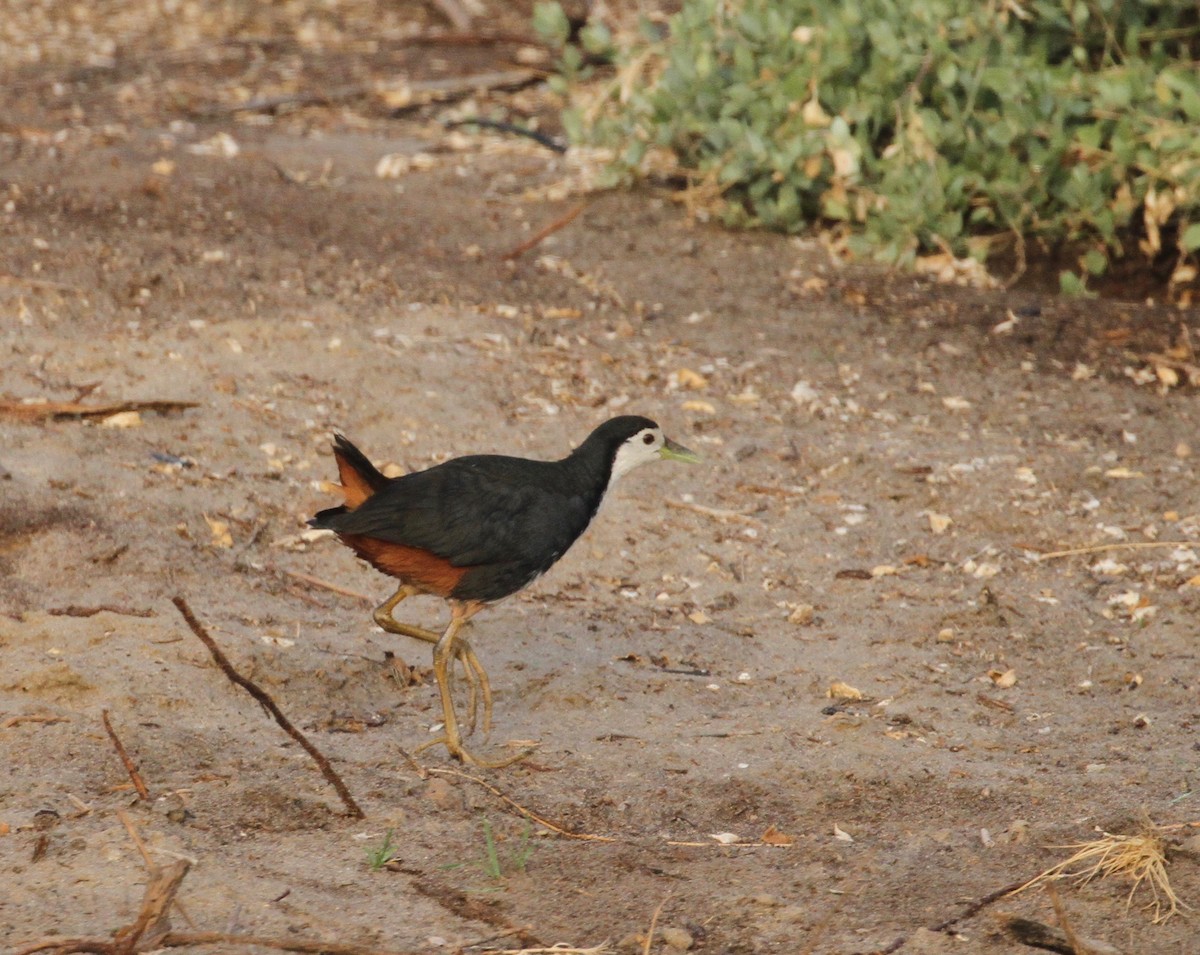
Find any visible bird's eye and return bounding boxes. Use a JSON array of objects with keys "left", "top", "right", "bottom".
[{"left": 643, "top": 433, "right": 656, "bottom": 445}]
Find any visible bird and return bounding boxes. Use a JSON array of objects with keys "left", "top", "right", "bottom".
[{"left": 308, "top": 415, "right": 699, "bottom": 766}]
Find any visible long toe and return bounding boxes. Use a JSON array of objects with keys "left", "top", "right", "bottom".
[
  {"left": 456, "top": 645, "right": 480, "bottom": 736},
  {"left": 456, "top": 642, "right": 493, "bottom": 736},
  {"left": 453, "top": 739, "right": 539, "bottom": 769},
  {"left": 413, "top": 734, "right": 537, "bottom": 769}
]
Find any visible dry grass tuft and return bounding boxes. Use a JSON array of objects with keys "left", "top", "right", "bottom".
[{"left": 1019, "top": 824, "right": 1189, "bottom": 923}]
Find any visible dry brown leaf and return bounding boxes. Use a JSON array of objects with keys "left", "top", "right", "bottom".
[
  {"left": 761, "top": 825, "right": 795, "bottom": 846},
  {"left": 914, "top": 252, "right": 998, "bottom": 288}
]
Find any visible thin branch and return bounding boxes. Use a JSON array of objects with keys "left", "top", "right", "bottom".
[
  {"left": 489, "top": 947, "right": 609, "bottom": 955},
  {"left": 118, "top": 811, "right": 198, "bottom": 932},
  {"left": 0, "top": 274, "right": 82, "bottom": 292},
  {"left": 0, "top": 399, "right": 198, "bottom": 421},
  {"left": 642, "top": 896, "right": 670, "bottom": 955},
  {"left": 172, "top": 596, "right": 365, "bottom": 819},
  {"left": 101, "top": 710, "right": 151, "bottom": 800},
  {"left": 14, "top": 927, "right": 422, "bottom": 955},
  {"left": 49, "top": 605, "right": 155, "bottom": 618},
  {"left": 13, "top": 937, "right": 112, "bottom": 954},
  {"left": 1045, "top": 883, "right": 1085, "bottom": 955},
  {"left": 1036, "top": 540, "right": 1195, "bottom": 560},
  {"left": 877, "top": 878, "right": 1027, "bottom": 953},
  {"left": 501, "top": 202, "right": 587, "bottom": 260},
  {"left": 160, "top": 933, "right": 422, "bottom": 955},
  {"left": 425, "top": 767, "right": 616, "bottom": 842},
  {"left": 279, "top": 567, "right": 373, "bottom": 603},
  {"left": 117, "top": 810, "right": 154, "bottom": 868},
  {"left": 928, "top": 878, "right": 1028, "bottom": 933},
  {"left": 114, "top": 860, "right": 190, "bottom": 953},
  {"left": 665, "top": 498, "right": 764, "bottom": 526}
]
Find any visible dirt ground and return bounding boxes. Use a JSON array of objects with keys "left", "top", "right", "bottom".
[{"left": 3, "top": 4, "right": 1199, "bottom": 954}]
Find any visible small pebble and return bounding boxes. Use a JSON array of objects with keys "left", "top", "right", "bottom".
[
  {"left": 659, "top": 926, "right": 694, "bottom": 950},
  {"left": 788, "top": 603, "right": 815, "bottom": 625},
  {"left": 424, "top": 777, "right": 464, "bottom": 812}
]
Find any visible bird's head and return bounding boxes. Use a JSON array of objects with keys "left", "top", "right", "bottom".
[{"left": 606, "top": 416, "right": 701, "bottom": 482}]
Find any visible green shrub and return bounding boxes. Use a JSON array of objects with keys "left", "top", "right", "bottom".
[{"left": 540, "top": 0, "right": 1200, "bottom": 282}]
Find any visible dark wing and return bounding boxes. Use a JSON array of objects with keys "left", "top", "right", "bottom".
[{"left": 317, "top": 455, "right": 594, "bottom": 569}]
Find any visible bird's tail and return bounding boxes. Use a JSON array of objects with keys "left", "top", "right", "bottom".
[{"left": 308, "top": 434, "right": 388, "bottom": 527}]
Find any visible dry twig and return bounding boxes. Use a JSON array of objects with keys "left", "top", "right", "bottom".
[
  {"left": 488, "top": 948, "right": 609, "bottom": 955},
  {"left": 642, "top": 896, "right": 670, "bottom": 955},
  {"left": 2, "top": 713, "right": 69, "bottom": 728},
  {"left": 878, "top": 878, "right": 1027, "bottom": 953},
  {"left": 117, "top": 810, "right": 154, "bottom": 867},
  {"left": 1036, "top": 540, "right": 1194, "bottom": 561},
  {"left": 172, "top": 595, "right": 365, "bottom": 819},
  {"left": 279, "top": 567, "right": 373, "bottom": 603},
  {"left": 501, "top": 202, "right": 587, "bottom": 260},
  {"left": 101, "top": 710, "right": 151, "bottom": 800},
  {"left": 49, "top": 605, "right": 154, "bottom": 618},
  {"left": 665, "top": 498, "right": 764, "bottom": 526},
  {"left": 425, "top": 767, "right": 616, "bottom": 842},
  {"left": 0, "top": 273, "right": 80, "bottom": 291},
  {"left": 116, "top": 860, "right": 190, "bottom": 952},
  {"left": 13, "top": 848, "right": 424, "bottom": 955},
  {"left": 163, "top": 934, "right": 420, "bottom": 955},
  {"left": 15, "top": 926, "right": 422, "bottom": 955},
  {"left": 1045, "top": 883, "right": 1087, "bottom": 955},
  {"left": 0, "top": 399, "right": 197, "bottom": 421}
]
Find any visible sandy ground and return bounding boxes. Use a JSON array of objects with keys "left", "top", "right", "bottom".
[{"left": 2, "top": 4, "right": 1200, "bottom": 954}]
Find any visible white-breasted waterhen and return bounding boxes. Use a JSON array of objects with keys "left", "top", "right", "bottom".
[{"left": 309, "top": 415, "right": 699, "bottom": 766}]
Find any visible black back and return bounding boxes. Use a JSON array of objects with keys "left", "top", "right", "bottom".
[{"left": 311, "top": 416, "right": 658, "bottom": 602}]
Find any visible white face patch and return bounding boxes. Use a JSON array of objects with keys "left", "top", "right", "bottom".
[{"left": 608, "top": 427, "right": 665, "bottom": 487}]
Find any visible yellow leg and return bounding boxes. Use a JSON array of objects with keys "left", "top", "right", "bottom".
[
  {"left": 413, "top": 600, "right": 535, "bottom": 769},
  {"left": 373, "top": 585, "right": 492, "bottom": 734}
]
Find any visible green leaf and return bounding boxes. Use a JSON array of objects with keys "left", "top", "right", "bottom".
[
  {"left": 532, "top": 1, "right": 570, "bottom": 46},
  {"left": 580, "top": 22, "right": 613, "bottom": 56},
  {"left": 544, "top": 0, "right": 1200, "bottom": 284},
  {"left": 1059, "top": 271, "right": 1093, "bottom": 297},
  {"left": 1082, "top": 248, "right": 1108, "bottom": 275}
]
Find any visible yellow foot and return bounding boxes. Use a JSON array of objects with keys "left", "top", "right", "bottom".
[
  {"left": 372, "top": 589, "right": 493, "bottom": 737},
  {"left": 413, "top": 734, "right": 538, "bottom": 769}
]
